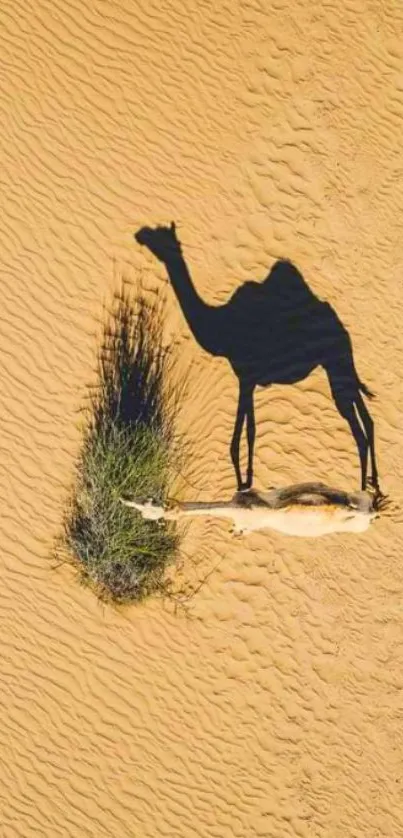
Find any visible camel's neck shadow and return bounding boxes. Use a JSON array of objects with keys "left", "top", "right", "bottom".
[{"left": 135, "top": 225, "right": 379, "bottom": 493}]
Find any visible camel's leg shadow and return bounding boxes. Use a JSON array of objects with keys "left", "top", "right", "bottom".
[{"left": 230, "top": 380, "right": 256, "bottom": 491}]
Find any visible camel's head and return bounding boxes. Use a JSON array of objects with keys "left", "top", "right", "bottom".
[{"left": 135, "top": 222, "right": 182, "bottom": 262}]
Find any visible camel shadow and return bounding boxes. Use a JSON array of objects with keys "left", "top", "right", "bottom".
[{"left": 135, "top": 223, "right": 380, "bottom": 493}]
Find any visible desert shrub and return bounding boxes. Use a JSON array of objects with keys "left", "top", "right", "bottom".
[{"left": 60, "top": 287, "right": 181, "bottom": 603}]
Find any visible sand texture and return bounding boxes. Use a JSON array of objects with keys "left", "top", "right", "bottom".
[{"left": 1, "top": 0, "right": 403, "bottom": 835}]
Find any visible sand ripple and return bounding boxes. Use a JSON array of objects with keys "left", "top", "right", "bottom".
[{"left": 1, "top": 0, "right": 403, "bottom": 835}]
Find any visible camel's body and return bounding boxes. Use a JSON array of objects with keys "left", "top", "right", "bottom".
[
  {"left": 121, "top": 483, "right": 379, "bottom": 537},
  {"left": 135, "top": 224, "right": 379, "bottom": 492}
]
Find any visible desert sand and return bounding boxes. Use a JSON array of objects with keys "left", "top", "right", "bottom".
[{"left": 1, "top": 0, "right": 403, "bottom": 835}]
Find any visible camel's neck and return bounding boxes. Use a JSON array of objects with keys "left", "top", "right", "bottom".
[{"left": 163, "top": 253, "right": 225, "bottom": 357}]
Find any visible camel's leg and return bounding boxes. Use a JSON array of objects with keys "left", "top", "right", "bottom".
[
  {"left": 354, "top": 392, "right": 379, "bottom": 490},
  {"left": 334, "top": 395, "right": 369, "bottom": 490},
  {"left": 230, "top": 381, "right": 254, "bottom": 490}
]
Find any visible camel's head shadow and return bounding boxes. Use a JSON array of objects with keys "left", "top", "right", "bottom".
[{"left": 135, "top": 222, "right": 182, "bottom": 263}]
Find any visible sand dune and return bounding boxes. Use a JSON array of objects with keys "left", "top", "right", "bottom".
[{"left": 1, "top": 0, "right": 403, "bottom": 835}]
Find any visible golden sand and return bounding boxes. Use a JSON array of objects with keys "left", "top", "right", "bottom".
[{"left": 1, "top": 0, "right": 403, "bottom": 835}]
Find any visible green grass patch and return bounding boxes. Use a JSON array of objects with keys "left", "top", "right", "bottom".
[{"left": 59, "top": 287, "right": 182, "bottom": 604}]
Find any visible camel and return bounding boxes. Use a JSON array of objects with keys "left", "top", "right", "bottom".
[
  {"left": 121, "top": 483, "right": 384, "bottom": 537},
  {"left": 135, "top": 223, "right": 379, "bottom": 493}
]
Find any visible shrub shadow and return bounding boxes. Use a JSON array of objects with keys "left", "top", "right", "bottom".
[{"left": 94, "top": 288, "right": 171, "bottom": 437}]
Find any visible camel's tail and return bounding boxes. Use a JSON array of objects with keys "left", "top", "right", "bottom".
[
  {"left": 358, "top": 379, "right": 375, "bottom": 400},
  {"left": 372, "top": 491, "right": 390, "bottom": 513}
]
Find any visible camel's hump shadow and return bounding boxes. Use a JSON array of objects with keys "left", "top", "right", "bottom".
[{"left": 220, "top": 260, "right": 340, "bottom": 384}]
